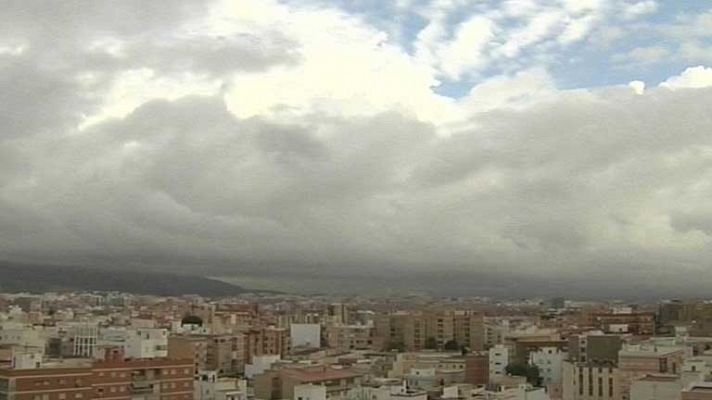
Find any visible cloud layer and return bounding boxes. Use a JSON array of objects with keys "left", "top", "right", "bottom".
[{"left": 2, "top": 0, "right": 712, "bottom": 295}]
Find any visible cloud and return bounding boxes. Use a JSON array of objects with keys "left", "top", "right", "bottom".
[
  {"left": 612, "top": 45, "right": 671, "bottom": 66},
  {"left": 623, "top": 1, "right": 658, "bottom": 20},
  {"left": 660, "top": 66, "right": 712, "bottom": 89},
  {"left": 3, "top": 0, "right": 712, "bottom": 295}
]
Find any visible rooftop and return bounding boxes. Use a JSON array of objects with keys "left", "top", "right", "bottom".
[{"left": 281, "top": 366, "right": 363, "bottom": 382}]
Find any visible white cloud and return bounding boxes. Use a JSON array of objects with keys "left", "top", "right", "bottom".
[
  {"left": 660, "top": 66, "right": 712, "bottom": 89},
  {"left": 628, "top": 80, "right": 645, "bottom": 94},
  {"left": 437, "top": 16, "right": 496, "bottom": 80},
  {"left": 614, "top": 45, "right": 670, "bottom": 65},
  {"left": 623, "top": 1, "right": 658, "bottom": 19}
]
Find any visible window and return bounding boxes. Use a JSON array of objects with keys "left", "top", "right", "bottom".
[
  {"left": 75, "top": 394, "right": 83, "bottom": 399},
  {"left": 59, "top": 394, "right": 66, "bottom": 400}
]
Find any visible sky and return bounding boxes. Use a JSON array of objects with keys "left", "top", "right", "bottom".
[{"left": 2, "top": 0, "right": 712, "bottom": 296}]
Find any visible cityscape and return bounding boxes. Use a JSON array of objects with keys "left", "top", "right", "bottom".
[
  {"left": 4, "top": 1, "right": 712, "bottom": 400},
  {"left": 0, "top": 292, "right": 711, "bottom": 400}
]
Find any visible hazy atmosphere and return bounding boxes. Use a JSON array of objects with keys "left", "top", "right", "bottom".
[{"left": 3, "top": 0, "right": 712, "bottom": 297}]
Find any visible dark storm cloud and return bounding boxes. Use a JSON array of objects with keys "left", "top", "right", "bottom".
[{"left": 3, "top": 0, "right": 712, "bottom": 296}]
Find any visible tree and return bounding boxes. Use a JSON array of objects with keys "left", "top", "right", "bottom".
[
  {"left": 425, "top": 337, "right": 438, "bottom": 350},
  {"left": 443, "top": 339, "right": 460, "bottom": 351},
  {"left": 505, "top": 363, "right": 541, "bottom": 386}
]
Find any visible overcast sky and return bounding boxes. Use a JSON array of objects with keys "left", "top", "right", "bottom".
[{"left": 3, "top": 0, "right": 712, "bottom": 294}]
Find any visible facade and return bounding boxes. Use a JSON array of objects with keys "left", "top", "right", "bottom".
[
  {"left": 529, "top": 347, "right": 566, "bottom": 386},
  {"left": 125, "top": 329, "right": 168, "bottom": 359},
  {"left": 0, "top": 358, "right": 194, "bottom": 400},
  {"left": 629, "top": 374, "right": 682, "bottom": 400},
  {"left": 167, "top": 336, "right": 208, "bottom": 373},
  {"left": 562, "top": 361, "right": 619, "bottom": 400},
  {"left": 682, "top": 382, "right": 712, "bottom": 400},
  {"left": 375, "top": 311, "right": 484, "bottom": 352},
  {"left": 67, "top": 325, "right": 98, "bottom": 359},
  {"left": 568, "top": 334, "right": 621, "bottom": 365},
  {"left": 254, "top": 366, "right": 363, "bottom": 400},
  {"left": 290, "top": 325, "right": 321, "bottom": 349},
  {"left": 92, "top": 358, "right": 194, "bottom": 400},
  {"left": 244, "top": 328, "right": 289, "bottom": 363},
  {"left": 325, "top": 325, "right": 375, "bottom": 352},
  {"left": 0, "top": 366, "right": 94, "bottom": 400},
  {"left": 489, "top": 345, "right": 509, "bottom": 382},
  {"left": 589, "top": 313, "right": 655, "bottom": 337},
  {"left": 464, "top": 353, "right": 489, "bottom": 386},
  {"left": 206, "top": 335, "right": 245, "bottom": 376},
  {"left": 617, "top": 345, "right": 685, "bottom": 400}
]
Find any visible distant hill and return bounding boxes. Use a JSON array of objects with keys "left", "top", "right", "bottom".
[{"left": 0, "top": 262, "right": 248, "bottom": 297}]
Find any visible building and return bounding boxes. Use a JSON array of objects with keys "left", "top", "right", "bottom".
[
  {"left": 682, "top": 382, "right": 712, "bottom": 400},
  {"left": 125, "top": 329, "right": 168, "bottom": 359},
  {"left": 254, "top": 366, "right": 363, "bottom": 400},
  {"left": 374, "top": 311, "right": 484, "bottom": 352},
  {"left": 194, "top": 371, "right": 247, "bottom": 400},
  {"left": 244, "top": 328, "right": 289, "bottom": 363},
  {"left": 66, "top": 324, "right": 99, "bottom": 358},
  {"left": 529, "top": 347, "right": 566, "bottom": 386},
  {"left": 0, "top": 366, "right": 94, "bottom": 400},
  {"left": 616, "top": 344, "right": 685, "bottom": 400},
  {"left": 206, "top": 335, "right": 245, "bottom": 376},
  {"left": 167, "top": 336, "right": 208, "bottom": 372},
  {"left": 562, "top": 361, "right": 618, "bottom": 400},
  {"left": 629, "top": 374, "right": 682, "bottom": 400},
  {"left": 589, "top": 313, "right": 655, "bottom": 337},
  {"left": 290, "top": 325, "right": 321, "bottom": 349},
  {"left": 327, "top": 304, "right": 350, "bottom": 325},
  {"left": 0, "top": 357, "right": 195, "bottom": 400},
  {"left": 325, "top": 325, "right": 375, "bottom": 352},
  {"left": 568, "top": 334, "right": 621, "bottom": 365},
  {"left": 464, "top": 352, "right": 489, "bottom": 386},
  {"left": 489, "top": 345, "right": 509, "bottom": 382},
  {"left": 92, "top": 358, "right": 195, "bottom": 400}
]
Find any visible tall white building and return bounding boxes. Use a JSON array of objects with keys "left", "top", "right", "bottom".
[
  {"left": 489, "top": 344, "right": 509, "bottom": 382},
  {"left": 68, "top": 324, "right": 98, "bottom": 358},
  {"left": 529, "top": 347, "right": 566, "bottom": 386},
  {"left": 291, "top": 324, "right": 321, "bottom": 348},
  {"left": 125, "top": 328, "right": 168, "bottom": 359}
]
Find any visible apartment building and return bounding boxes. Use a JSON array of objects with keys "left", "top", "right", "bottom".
[
  {"left": 254, "top": 366, "right": 363, "bottom": 400},
  {"left": 244, "top": 328, "right": 289, "bottom": 363},
  {"left": 205, "top": 335, "right": 245, "bottom": 376},
  {"left": 0, "top": 358, "right": 194, "bottom": 400},
  {"left": 568, "top": 334, "right": 621, "bottom": 365},
  {"left": 616, "top": 344, "right": 685, "bottom": 400},
  {"left": 588, "top": 313, "right": 655, "bottom": 337},
  {"left": 682, "top": 382, "right": 712, "bottom": 400},
  {"left": 324, "top": 325, "right": 375, "bottom": 352},
  {"left": 0, "top": 366, "right": 94, "bottom": 400},
  {"left": 489, "top": 345, "right": 509, "bottom": 382},
  {"left": 374, "top": 311, "right": 484, "bottom": 352},
  {"left": 529, "top": 346, "right": 566, "bottom": 386},
  {"left": 562, "top": 361, "right": 619, "bottom": 400},
  {"left": 167, "top": 336, "right": 208, "bottom": 373},
  {"left": 92, "top": 358, "right": 194, "bottom": 400},
  {"left": 125, "top": 329, "right": 168, "bottom": 359},
  {"left": 464, "top": 352, "right": 488, "bottom": 386}
]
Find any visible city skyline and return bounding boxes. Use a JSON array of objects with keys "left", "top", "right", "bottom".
[{"left": 3, "top": 1, "right": 712, "bottom": 295}]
